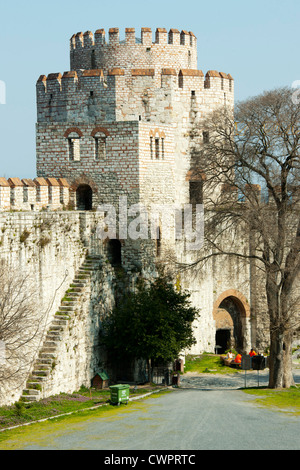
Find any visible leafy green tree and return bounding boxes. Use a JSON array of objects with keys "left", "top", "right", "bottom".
[{"left": 101, "top": 275, "right": 199, "bottom": 381}]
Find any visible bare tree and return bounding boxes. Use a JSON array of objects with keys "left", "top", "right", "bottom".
[
  {"left": 0, "top": 264, "right": 45, "bottom": 401},
  {"left": 188, "top": 87, "right": 300, "bottom": 389}
]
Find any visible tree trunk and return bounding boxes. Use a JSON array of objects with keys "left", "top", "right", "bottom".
[
  {"left": 269, "top": 329, "right": 295, "bottom": 388},
  {"left": 282, "top": 331, "right": 295, "bottom": 389},
  {"left": 147, "top": 358, "right": 154, "bottom": 384},
  {"left": 269, "top": 328, "right": 284, "bottom": 388},
  {"left": 266, "top": 265, "right": 296, "bottom": 389}
]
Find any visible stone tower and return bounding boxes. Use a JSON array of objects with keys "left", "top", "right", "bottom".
[
  {"left": 36, "top": 27, "right": 249, "bottom": 354},
  {"left": 36, "top": 26, "right": 234, "bottom": 266}
]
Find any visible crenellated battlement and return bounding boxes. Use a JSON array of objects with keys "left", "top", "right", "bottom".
[
  {"left": 36, "top": 67, "right": 234, "bottom": 124},
  {"left": 70, "top": 27, "right": 197, "bottom": 49},
  {"left": 70, "top": 27, "right": 198, "bottom": 75},
  {"left": 0, "top": 177, "right": 71, "bottom": 211}
]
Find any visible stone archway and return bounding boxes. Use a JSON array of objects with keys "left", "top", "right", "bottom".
[{"left": 213, "top": 289, "right": 251, "bottom": 354}]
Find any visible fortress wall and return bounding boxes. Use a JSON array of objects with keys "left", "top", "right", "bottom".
[
  {"left": 0, "top": 211, "right": 87, "bottom": 316},
  {"left": 0, "top": 211, "right": 117, "bottom": 405},
  {"left": 0, "top": 212, "right": 86, "bottom": 405}
]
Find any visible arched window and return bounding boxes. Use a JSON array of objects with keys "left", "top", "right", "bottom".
[
  {"left": 149, "top": 130, "right": 166, "bottom": 160},
  {"left": 94, "top": 132, "right": 107, "bottom": 160},
  {"left": 91, "top": 127, "right": 110, "bottom": 161},
  {"left": 64, "top": 129, "right": 82, "bottom": 162}
]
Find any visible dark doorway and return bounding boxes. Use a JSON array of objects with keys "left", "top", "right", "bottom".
[
  {"left": 219, "top": 298, "right": 244, "bottom": 351},
  {"left": 216, "top": 329, "right": 231, "bottom": 354},
  {"left": 76, "top": 184, "right": 93, "bottom": 210},
  {"left": 108, "top": 239, "right": 122, "bottom": 266}
]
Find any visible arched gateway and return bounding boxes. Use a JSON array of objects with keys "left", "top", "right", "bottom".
[{"left": 212, "top": 289, "right": 251, "bottom": 354}]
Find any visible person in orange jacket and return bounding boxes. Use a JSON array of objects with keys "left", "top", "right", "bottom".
[
  {"left": 249, "top": 348, "right": 257, "bottom": 357},
  {"left": 234, "top": 353, "right": 242, "bottom": 364}
]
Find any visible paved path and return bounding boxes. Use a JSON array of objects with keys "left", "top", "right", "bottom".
[
  {"left": 181, "top": 368, "right": 300, "bottom": 390},
  {"left": 4, "top": 369, "right": 299, "bottom": 451}
]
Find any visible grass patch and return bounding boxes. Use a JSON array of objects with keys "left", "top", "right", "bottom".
[
  {"left": 243, "top": 386, "right": 300, "bottom": 415},
  {"left": 0, "top": 384, "right": 164, "bottom": 432},
  {"left": 184, "top": 354, "right": 239, "bottom": 375}
]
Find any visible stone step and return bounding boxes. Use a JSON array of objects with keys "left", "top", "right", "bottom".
[
  {"left": 69, "top": 286, "right": 84, "bottom": 292},
  {"left": 54, "top": 313, "right": 70, "bottom": 320},
  {"left": 36, "top": 358, "right": 53, "bottom": 366},
  {"left": 46, "top": 330, "right": 63, "bottom": 337},
  {"left": 61, "top": 300, "right": 78, "bottom": 307},
  {"left": 23, "top": 388, "right": 41, "bottom": 396},
  {"left": 26, "top": 382, "right": 42, "bottom": 390},
  {"left": 47, "top": 329, "right": 63, "bottom": 337},
  {"left": 86, "top": 255, "right": 102, "bottom": 261},
  {"left": 34, "top": 363, "right": 52, "bottom": 371},
  {"left": 71, "top": 281, "right": 87, "bottom": 287},
  {"left": 58, "top": 305, "right": 75, "bottom": 312},
  {"left": 32, "top": 369, "right": 50, "bottom": 377},
  {"left": 39, "top": 352, "right": 57, "bottom": 360},
  {"left": 29, "top": 375, "right": 47, "bottom": 382},
  {"left": 49, "top": 325, "right": 65, "bottom": 332},
  {"left": 44, "top": 341, "right": 60, "bottom": 348},
  {"left": 52, "top": 317, "right": 69, "bottom": 324},
  {"left": 21, "top": 395, "right": 38, "bottom": 402}
]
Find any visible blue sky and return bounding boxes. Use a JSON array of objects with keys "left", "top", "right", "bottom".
[{"left": 0, "top": 0, "right": 299, "bottom": 178}]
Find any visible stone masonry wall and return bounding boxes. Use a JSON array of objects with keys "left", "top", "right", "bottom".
[{"left": 0, "top": 211, "right": 115, "bottom": 406}]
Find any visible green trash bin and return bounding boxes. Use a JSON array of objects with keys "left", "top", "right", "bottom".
[{"left": 110, "top": 384, "right": 130, "bottom": 406}]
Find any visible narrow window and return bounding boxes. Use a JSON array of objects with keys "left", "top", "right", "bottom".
[
  {"left": 36, "top": 186, "right": 41, "bottom": 203},
  {"left": 48, "top": 186, "right": 52, "bottom": 204},
  {"left": 178, "top": 74, "right": 183, "bottom": 89},
  {"left": 155, "top": 138, "right": 160, "bottom": 159},
  {"left": 91, "top": 50, "right": 96, "bottom": 68},
  {"left": 156, "top": 227, "right": 161, "bottom": 257},
  {"left": 68, "top": 137, "right": 80, "bottom": 161},
  {"left": 203, "top": 131, "right": 209, "bottom": 144},
  {"left": 229, "top": 80, "right": 232, "bottom": 92},
  {"left": 23, "top": 187, "right": 28, "bottom": 203},
  {"left": 204, "top": 77, "right": 210, "bottom": 89},
  {"left": 161, "top": 138, "right": 165, "bottom": 160},
  {"left": 189, "top": 181, "right": 203, "bottom": 205},
  {"left": 191, "top": 90, "right": 195, "bottom": 97},
  {"left": 94, "top": 135, "right": 106, "bottom": 160},
  {"left": 90, "top": 90, "right": 94, "bottom": 97},
  {"left": 221, "top": 78, "right": 224, "bottom": 90},
  {"left": 108, "top": 239, "right": 122, "bottom": 266},
  {"left": 60, "top": 187, "right": 64, "bottom": 204},
  {"left": 150, "top": 137, "right": 153, "bottom": 159}
]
